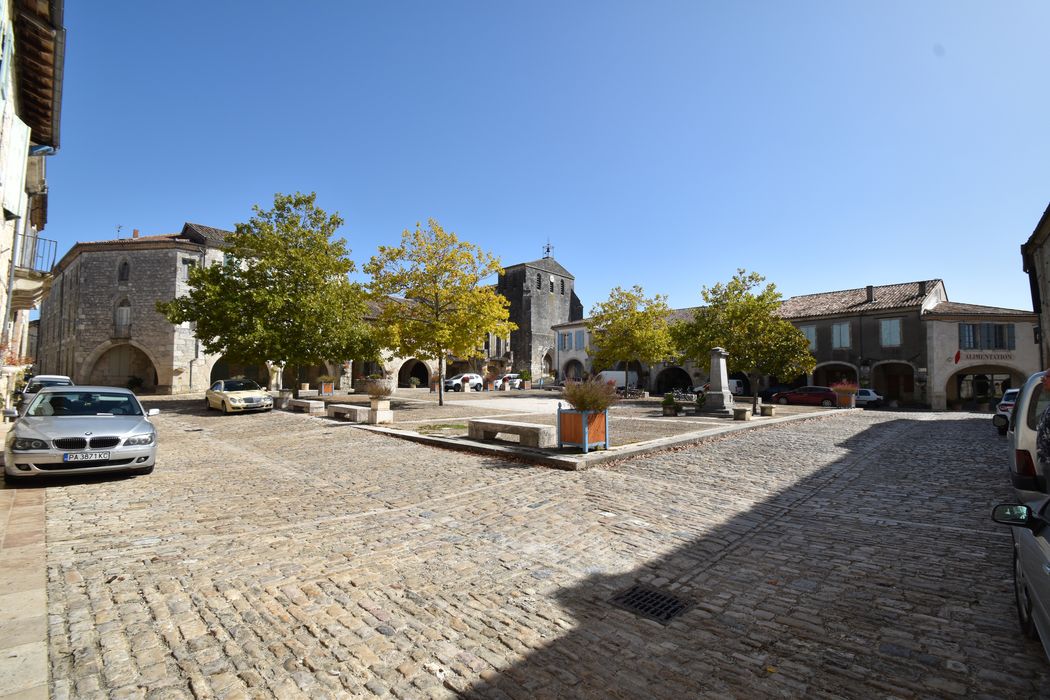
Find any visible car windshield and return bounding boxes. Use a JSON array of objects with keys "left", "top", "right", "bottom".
[
  {"left": 26, "top": 391, "right": 142, "bottom": 417},
  {"left": 224, "top": 380, "right": 261, "bottom": 392},
  {"left": 25, "top": 379, "right": 71, "bottom": 393},
  {"left": 1002, "top": 390, "right": 1019, "bottom": 402}
]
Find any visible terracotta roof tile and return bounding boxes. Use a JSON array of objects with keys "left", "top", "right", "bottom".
[
  {"left": 925, "top": 301, "right": 1036, "bottom": 317},
  {"left": 777, "top": 280, "right": 942, "bottom": 319}
]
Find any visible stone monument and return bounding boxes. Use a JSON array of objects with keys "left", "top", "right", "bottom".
[{"left": 701, "top": 347, "right": 734, "bottom": 416}]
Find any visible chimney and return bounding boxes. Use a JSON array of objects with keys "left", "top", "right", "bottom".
[
  {"left": 132, "top": 228, "right": 139, "bottom": 239},
  {"left": 866, "top": 285, "right": 875, "bottom": 303},
  {"left": 919, "top": 280, "right": 927, "bottom": 295}
]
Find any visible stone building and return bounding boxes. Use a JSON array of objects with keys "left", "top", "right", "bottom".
[
  {"left": 1022, "top": 201, "right": 1050, "bottom": 368},
  {"left": 37, "top": 223, "right": 230, "bottom": 393},
  {"left": 496, "top": 256, "right": 583, "bottom": 380}
]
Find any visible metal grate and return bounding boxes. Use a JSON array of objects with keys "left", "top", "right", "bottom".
[
  {"left": 53, "top": 437, "right": 87, "bottom": 450},
  {"left": 609, "top": 584, "right": 692, "bottom": 625},
  {"left": 90, "top": 437, "right": 120, "bottom": 448}
]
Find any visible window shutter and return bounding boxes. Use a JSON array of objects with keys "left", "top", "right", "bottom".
[{"left": 1008, "top": 324, "right": 1016, "bottom": 350}]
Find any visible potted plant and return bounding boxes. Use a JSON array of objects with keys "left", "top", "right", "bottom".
[
  {"left": 520, "top": 369, "right": 532, "bottom": 390},
  {"left": 317, "top": 374, "right": 337, "bottom": 397},
  {"left": 831, "top": 380, "right": 859, "bottom": 408},
  {"left": 485, "top": 373, "right": 498, "bottom": 392},
  {"left": 558, "top": 379, "right": 617, "bottom": 453},
  {"left": 409, "top": 376, "right": 421, "bottom": 389},
  {"left": 363, "top": 375, "right": 393, "bottom": 409},
  {"left": 661, "top": 393, "right": 682, "bottom": 416}
]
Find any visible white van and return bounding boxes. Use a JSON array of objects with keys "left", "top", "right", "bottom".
[{"left": 728, "top": 379, "right": 744, "bottom": 395}]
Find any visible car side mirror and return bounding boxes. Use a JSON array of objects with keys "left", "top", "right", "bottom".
[
  {"left": 992, "top": 503, "right": 1037, "bottom": 529},
  {"left": 992, "top": 414, "right": 1009, "bottom": 429},
  {"left": 2, "top": 407, "right": 18, "bottom": 420},
  {"left": 147, "top": 408, "right": 160, "bottom": 417}
]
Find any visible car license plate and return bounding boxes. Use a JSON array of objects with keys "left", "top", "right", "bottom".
[{"left": 63, "top": 451, "right": 110, "bottom": 462}]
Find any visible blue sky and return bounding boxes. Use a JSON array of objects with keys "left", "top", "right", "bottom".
[{"left": 48, "top": 1, "right": 1050, "bottom": 313}]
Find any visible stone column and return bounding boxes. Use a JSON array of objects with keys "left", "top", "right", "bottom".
[{"left": 701, "top": 347, "right": 734, "bottom": 416}]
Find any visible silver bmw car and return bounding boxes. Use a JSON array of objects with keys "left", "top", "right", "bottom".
[{"left": 3, "top": 386, "right": 159, "bottom": 478}]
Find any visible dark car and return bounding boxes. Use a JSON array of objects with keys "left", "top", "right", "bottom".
[
  {"left": 770, "top": 386, "right": 836, "bottom": 407},
  {"left": 759, "top": 384, "right": 792, "bottom": 402}
]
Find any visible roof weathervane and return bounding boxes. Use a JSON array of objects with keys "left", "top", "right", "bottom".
[{"left": 543, "top": 239, "right": 554, "bottom": 259}]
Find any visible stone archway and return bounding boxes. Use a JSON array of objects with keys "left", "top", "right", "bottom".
[
  {"left": 282, "top": 363, "right": 336, "bottom": 389},
  {"left": 655, "top": 366, "right": 691, "bottom": 394},
  {"left": 86, "top": 344, "right": 160, "bottom": 391},
  {"left": 813, "top": 362, "right": 858, "bottom": 387},
  {"left": 210, "top": 357, "right": 269, "bottom": 385},
  {"left": 563, "top": 359, "right": 585, "bottom": 381},
  {"left": 944, "top": 364, "right": 1026, "bottom": 409},
  {"left": 397, "top": 358, "right": 431, "bottom": 388},
  {"left": 872, "top": 362, "right": 916, "bottom": 403},
  {"left": 542, "top": 352, "right": 555, "bottom": 379}
]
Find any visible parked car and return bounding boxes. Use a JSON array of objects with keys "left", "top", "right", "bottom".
[
  {"left": 770, "top": 386, "right": 837, "bottom": 407},
  {"left": 205, "top": 378, "right": 274, "bottom": 414},
  {"left": 992, "top": 498, "right": 1050, "bottom": 662},
  {"left": 994, "top": 389, "right": 1021, "bottom": 435},
  {"left": 758, "top": 385, "right": 793, "bottom": 402},
  {"left": 997, "top": 371, "right": 1050, "bottom": 498},
  {"left": 497, "top": 373, "right": 523, "bottom": 390},
  {"left": 855, "top": 388, "right": 884, "bottom": 408},
  {"left": 3, "top": 386, "right": 159, "bottom": 478},
  {"left": 17, "top": 374, "right": 73, "bottom": 406},
  {"left": 443, "top": 373, "right": 483, "bottom": 392}
]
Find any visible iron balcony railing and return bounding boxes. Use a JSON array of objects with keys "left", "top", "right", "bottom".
[{"left": 15, "top": 232, "right": 57, "bottom": 273}]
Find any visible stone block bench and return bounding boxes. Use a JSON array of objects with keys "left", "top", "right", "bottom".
[
  {"left": 732, "top": 407, "right": 751, "bottom": 421},
  {"left": 759, "top": 404, "right": 775, "bottom": 417},
  {"left": 327, "top": 404, "right": 369, "bottom": 422},
  {"left": 297, "top": 389, "right": 319, "bottom": 398},
  {"left": 467, "top": 419, "right": 556, "bottom": 448},
  {"left": 288, "top": 399, "right": 325, "bottom": 415}
]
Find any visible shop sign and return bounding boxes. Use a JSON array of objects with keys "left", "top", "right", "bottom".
[{"left": 954, "top": 351, "right": 1014, "bottom": 364}]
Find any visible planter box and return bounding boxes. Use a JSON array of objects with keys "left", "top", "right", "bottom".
[
  {"left": 370, "top": 398, "right": 391, "bottom": 412},
  {"left": 523, "top": 381, "right": 532, "bottom": 390},
  {"left": 662, "top": 405, "right": 682, "bottom": 416},
  {"left": 557, "top": 407, "right": 608, "bottom": 454},
  {"left": 835, "top": 393, "right": 855, "bottom": 408},
  {"left": 319, "top": 381, "right": 335, "bottom": 397}
]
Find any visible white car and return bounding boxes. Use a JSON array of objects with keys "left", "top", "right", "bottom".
[
  {"left": 854, "top": 388, "right": 884, "bottom": 408},
  {"left": 443, "top": 373, "right": 483, "bottom": 392},
  {"left": 497, "top": 373, "right": 522, "bottom": 390},
  {"left": 3, "top": 386, "right": 158, "bottom": 478},
  {"left": 18, "top": 374, "right": 73, "bottom": 406}
]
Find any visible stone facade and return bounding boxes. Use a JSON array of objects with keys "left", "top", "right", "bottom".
[
  {"left": 497, "top": 257, "right": 583, "bottom": 380},
  {"left": 37, "top": 224, "right": 227, "bottom": 393},
  {"left": 1022, "top": 202, "right": 1050, "bottom": 366}
]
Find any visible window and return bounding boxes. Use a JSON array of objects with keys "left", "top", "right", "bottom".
[
  {"left": 800, "top": 325, "right": 816, "bottom": 352},
  {"left": 958, "top": 323, "right": 1016, "bottom": 350},
  {"left": 181, "top": 258, "right": 196, "bottom": 280},
  {"left": 832, "top": 322, "right": 850, "bottom": 349},
  {"left": 115, "top": 300, "right": 131, "bottom": 336},
  {"left": 880, "top": 318, "right": 902, "bottom": 347},
  {"left": 550, "top": 277, "right": 555, "bottom": 293},
  {"left": 536, "top": 273, "right": 542, "bottom": 290},
  {"left": 560, "top": 332, "right": 572, "bottom": 350},
  {"left": 574, "top": 330, "right": 584, "bottom": 349},
  {"left": 561, "top": 279, "right": 565, "bottom": 295},
  {"left": 117, "top": 261, "right": 130, "bottom": 282}
]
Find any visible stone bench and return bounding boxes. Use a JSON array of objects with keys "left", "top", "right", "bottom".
[
  {"left": 327, "top": 403, "right": 369, "bottom": 422},
  {"left": 288, "top": 399, "right": 325, "bottom": 415},
  {"left": 759, "top": 404, "right": 775, "bottom": 417},
  {"left": 732, "top": 407, "right": 751, "bottom": 421},
  {"left": 467, "top": 419, "right": 556, "bottom": 448},
  {"left": 297, "top": 389, "right": 319, "bottom": 398}
]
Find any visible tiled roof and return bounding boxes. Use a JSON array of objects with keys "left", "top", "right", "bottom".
[
  {"left": 925, "top": 301, "right": 1036, "bottom": 318},
  {"left": 505, "top": 257, "right": 574, "bottom": 279},
  {"left": 552, "top": 305, "right": 701, "bottom": 329},
  {"left": 777, "top": 280, "right": 941, "bottom": 319},
  {"left": 182, "top": 222, "right": 233, "bottom": 247},
  {"left": 77, "top": 233, "right": 183, "bottom": 246}
]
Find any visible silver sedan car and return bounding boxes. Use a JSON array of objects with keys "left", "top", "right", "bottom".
[
  {"left": 993, "top": 499, "right": 1050, "bottom": 663},
  {"left": 3, "top": 386, "right": 159, "bottom": 478}
]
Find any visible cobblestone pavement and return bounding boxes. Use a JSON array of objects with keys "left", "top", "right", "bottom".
[{"left": 40, "top": 405, "right": 1050, "bottom": 698}]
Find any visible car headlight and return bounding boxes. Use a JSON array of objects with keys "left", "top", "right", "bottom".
[
  {"left": 229, "top": 397, "right": 244, "bottom": 404},
  {"left": 124, "top": 433, "right": 155, "bottom": 446},
  {"left": 13, "top": 437, "right": 48, "bottom": 450}
]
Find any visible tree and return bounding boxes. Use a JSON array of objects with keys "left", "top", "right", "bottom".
[
  {"left": 364, "top": 219, "right": 516, "bottom": 406},
  {"left": 158, "top": 192, "right": 377, "bottom": 389},
  {"left": 586, "top": 286, "right": 675, "bottom": 385},
  {"left": 673, "top": 269, "right": 815, "bottom": 413}
]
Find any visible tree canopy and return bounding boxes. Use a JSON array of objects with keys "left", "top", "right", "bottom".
[
  {"left": 586, "top": 285, "right": 675, "bottom": 379},
  {"left": 364, "top": 219, "right": 516, "bottom": 405},
  {"left": 158, "top": 192, "right": 376, "bottom": 382},
  {"left": 673, "top": 269, "right": 815, "bottom": 411}
]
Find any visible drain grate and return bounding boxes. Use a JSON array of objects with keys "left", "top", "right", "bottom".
[{"left": 609, "top": 584, "right": 692, "bottom": 625}]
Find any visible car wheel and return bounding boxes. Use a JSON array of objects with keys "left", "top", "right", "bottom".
[
  {"left": 205, "top": 398, "right": 212, "bottom": 411},
  {"left": 222, "top": 401, "right": 232, "bottom": 414},
  {"left": 1014, "top": 549, "right": 1039, "bottom": 639},
  {"left": 778, "top": 398, "right": 788, "bottom": 405},
  {"left": 821, "top": 399, "right": 833, "bottom": 407}
]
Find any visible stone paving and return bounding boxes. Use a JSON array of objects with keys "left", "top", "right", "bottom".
[{"left": 29, "top": 403, "right": 1050, "bottom": 698}]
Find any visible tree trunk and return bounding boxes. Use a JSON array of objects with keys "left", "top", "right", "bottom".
[
  {"left": 750, "top": 371, "right": 760, "bottom": 414},
  {"left": 438, "top": 354, "right": 446, "bottom": 407}
]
